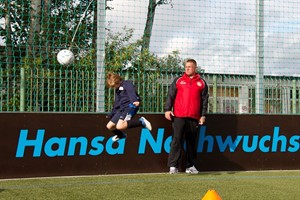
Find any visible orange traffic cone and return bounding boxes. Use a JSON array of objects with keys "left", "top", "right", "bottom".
[{"left": 201, "top": 189, "right": 222, "bottom": 200}]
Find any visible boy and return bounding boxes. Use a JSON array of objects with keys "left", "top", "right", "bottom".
[{"left": 106, "top": 72, "right": 152, "bottom": 141}]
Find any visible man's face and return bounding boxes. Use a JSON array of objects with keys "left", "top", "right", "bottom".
[{"left": 185, "top": 61, "right": 197, "bottom": 77}]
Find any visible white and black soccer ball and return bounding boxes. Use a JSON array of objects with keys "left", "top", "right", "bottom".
[{"left": 57, "top": 49, "right": 75, "bottom": 65}]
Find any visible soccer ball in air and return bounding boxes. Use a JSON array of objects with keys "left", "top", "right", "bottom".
[{"left": 57, "top": 49, "right": 75, "bottom": 65}]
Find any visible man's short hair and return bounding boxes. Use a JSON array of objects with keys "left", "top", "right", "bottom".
[{"left": 184, "top": 58, "right": 197, "bottom": 66}]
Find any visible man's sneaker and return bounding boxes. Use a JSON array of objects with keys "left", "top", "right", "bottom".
[
  {"left": 112, "top": 133, "right": 127, "bottom": 142},
  {"left": 185, "top": 166, "right": 199, "bottom": 174},
  {"left": 169, "top": 167, "right": 178, "bottom": 174},
  {"left": 140, "top": 117, "right": 152, "bottom": 131}
]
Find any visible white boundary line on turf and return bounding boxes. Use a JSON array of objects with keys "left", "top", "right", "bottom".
[{"left": 1, "top": 169, "right": 299, "bottom": 182}]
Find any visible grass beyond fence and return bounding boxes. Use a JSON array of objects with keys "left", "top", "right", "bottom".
[{"left": 0, "top": 170, "right": 299, "bottom": 200}]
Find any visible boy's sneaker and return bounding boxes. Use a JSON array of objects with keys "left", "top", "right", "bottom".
[
  {"left": 140, "top": 117, "right": 152, "bottom": 131},
  {"left": 169, "top": 167, "right": 178, "bottom": 174},
  {"left": 185, "top": 166, "right": 199, "bottom": 174},
  {"left": 112, "top": 133, "right": 127, "bottom": 142}
]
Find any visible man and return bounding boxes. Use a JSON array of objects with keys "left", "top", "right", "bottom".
[
  {"left": 164, "top": 58, "right": 209, "bottom": 174},
  {"left": 106, "top": 72, "right": 152, "bottom": 142}
]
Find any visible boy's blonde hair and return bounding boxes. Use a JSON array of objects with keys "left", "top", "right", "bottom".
[{"left": 106, "top": 72, "right": 123, "bottom": 88}]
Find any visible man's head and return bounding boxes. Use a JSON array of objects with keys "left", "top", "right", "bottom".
[
  {"left": 184, "top": 58, "right": 197, "bottom": 77},
  {"left": 106, "top": 72, "right": 123, "bottom": 88}
]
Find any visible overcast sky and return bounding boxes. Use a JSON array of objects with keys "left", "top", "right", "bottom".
[{"left": 107, "top": 0, "right": 300, "bottom": 76}]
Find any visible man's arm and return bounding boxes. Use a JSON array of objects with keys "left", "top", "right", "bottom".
[
  {"left": 164, "top": 77, "right": 179, "bottom": 112},
  {"left": 199, "top": 79, "right": 209, "bottom": 124},
  {"left": 164, "top": 77, "right": 179, "bottom": 121}
]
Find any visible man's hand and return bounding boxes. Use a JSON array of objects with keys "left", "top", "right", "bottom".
[
  {"left": 199, "top": 116, "right": 206, "bottom": 125},
  {"left": 164, "top": 111, "right": 174, "bottom": 121}
]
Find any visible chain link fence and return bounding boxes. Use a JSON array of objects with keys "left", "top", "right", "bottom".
[{"left": 0, "top": 0, "right": 299, "bottom": 114}]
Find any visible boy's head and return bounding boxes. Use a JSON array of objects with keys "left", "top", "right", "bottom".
[{"left": 106, "top": 72, "right": 123, "bottom": 88}]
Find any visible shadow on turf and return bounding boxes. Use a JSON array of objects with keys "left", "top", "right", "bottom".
[{"left": 183, "top": 171, "right": 239, "bottom": 176}]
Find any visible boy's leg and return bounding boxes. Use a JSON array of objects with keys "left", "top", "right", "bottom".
[
  {"left": 111, "top": 129, "right": 127, "bottom": 141},
  {"left": 139, "top": 117, "right": 152, "bottom": 131},
  {"left": 126, "top": 117, "right": 152, "bottom": 131},
  {"left": 116, "top": 117, "right": 152, "bottom": 131},
  {"left": 115, "top": 106, "right": 137, "bottom": 130},
  {"left": 107, "top": 112, "right": 126, "bottom": 141},
  {"left": 120, "top": 105, "right": 152, "bottom": 131},
  {"left": 127, "top": 119, "right": 143, "bottom": 128}
]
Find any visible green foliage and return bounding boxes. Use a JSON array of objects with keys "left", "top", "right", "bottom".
[
  {"left": 158, "top": 50, "right": 183, "bottom": 73},
  {"left": 105, "top": 27, "right": 136, "bottom": 72},
  {"left": 1, "top": 1, "right": 186, "bottom": 112},
  {"left": 77, "top": 49, "right": 96, "bottom": 71},
  {"left": 1, "top": 0, "right": 96, "bottom": 69},
  {"left": 50, "top": 0, "right": 96, "bottom": 50},
  {"left": 21, "top": 57, "right": 44, "bottom": 69},
  {"left": 105, "top": 27, "right": 183, "bottom": 73},
  {"left": 104, "top": 27, "right": 184, "bottom": 112},
  {"left": 0, "top": 67, "right": 20, "bottom": 111}
]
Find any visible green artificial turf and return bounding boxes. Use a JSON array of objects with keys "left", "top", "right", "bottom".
[{"left": 0, "top": 171, "right": 299, "bottom": 200}]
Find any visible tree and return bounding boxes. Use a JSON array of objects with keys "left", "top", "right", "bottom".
[
  {"left": 141, "top": 0, "right": 172, "bottom": 52},
  {"left": 27, "top": 0, "right": 41, "bottom": 58},
  {"left": 1, "top": 0, "right": 25, "bottom": 69},
  {"left": 105, "top": 27, "right": 183, "bottom": 112},
  {"left": 0, "top": 0, "right": 97, "bottom": 69}
]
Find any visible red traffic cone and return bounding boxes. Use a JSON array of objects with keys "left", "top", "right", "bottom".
[{"left": 201, "top": 189, "right": 222, "bottom": 200}]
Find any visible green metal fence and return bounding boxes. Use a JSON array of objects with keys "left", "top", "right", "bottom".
[
  {"left": 1, "top": 67, "right": 299, "bottom": 114},
  {"left": 0, "top": 0, "right": 299, "bottom": 114}
]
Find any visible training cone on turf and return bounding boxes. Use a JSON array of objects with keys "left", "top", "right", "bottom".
[{"left": 201, "top": 189, "right": 222, "bottom": 200}]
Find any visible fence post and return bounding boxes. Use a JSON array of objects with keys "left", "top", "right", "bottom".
[
  {"left": 255, "top": 0, "right": 265, "bottom": 114},
  {"left": 20, "top": 67, "right": 25, "bottom": 111},
  {"left": 96, "top": 0, "right": 106, "bottom": 112},
  {"left": 292, "top": 80, "right": 296, "bottom": 114},
  {"left": 212, "top": 75, "right": 217, "bottom": 113}
]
